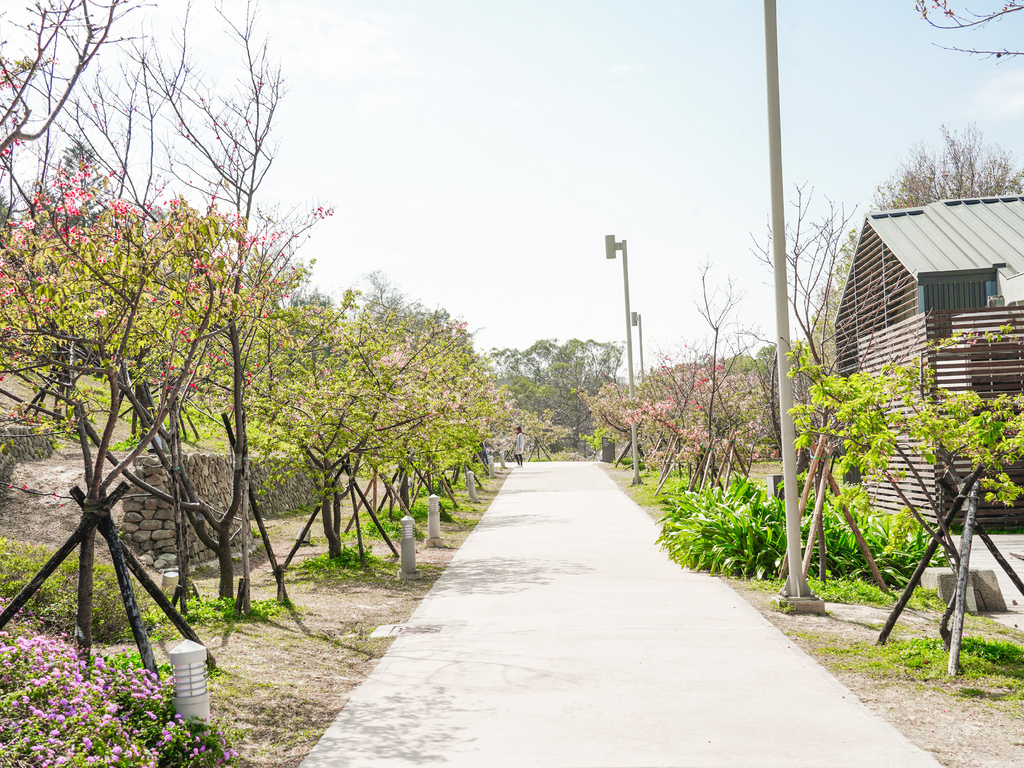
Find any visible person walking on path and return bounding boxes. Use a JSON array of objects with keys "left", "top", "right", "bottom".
[{"left": 514, "top": 426, "right": 526, "bottom": 466}]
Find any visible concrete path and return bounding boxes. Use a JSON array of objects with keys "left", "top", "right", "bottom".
[
  {"left": 968, "top": 532, "right": 1024, "bottom": 631},
  {"left": 300, "top": 462, "right": 940, "bottom": 768}
]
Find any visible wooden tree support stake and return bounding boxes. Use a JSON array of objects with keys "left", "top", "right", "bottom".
[
  {"left": 92, "top": 492, "right": 157, "bottom": 674},
  {"left": 974, "top": 521, "right": 1024, "bottom": 600},
  {"left": 0, "top": 511, "right": 101, "bottom": 632},
  {"left": 877, "top": 468, "right": 979, "bottom": 645},
  {"left": 801, "top": 463, "right": 830, "bottom": 579},
  {"left": 222, "top": 414, "right": 287, "bottom": 603},
  {"left": 282, "top": 506, "right": 320, "bottom": 569},
  {"left": 350, "top": 479, "right": 399, "bottom": 556},
  {"left": 118, "top": 530, "right": 216, "bottom": 668},
  {"left": 826, "top": 471, "right": 887, "bottom": 592}
]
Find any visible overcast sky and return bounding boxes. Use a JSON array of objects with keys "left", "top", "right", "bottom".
[{"left": 137, "top": 1, "right": 1024, "bottom": 363}]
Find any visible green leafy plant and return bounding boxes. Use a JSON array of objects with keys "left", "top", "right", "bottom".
[
  {"left": 299, "top": 546, "right": 385, "bottom": 576},
  {"left": 178, "top": 596, "right": 284, "bottom": 627},
  {"left": 656, "top": 478, "right": 940, "bottom": 584}
]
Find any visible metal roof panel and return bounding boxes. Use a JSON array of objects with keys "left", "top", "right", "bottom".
[{"left": 866, "top": 197, "right": 1024, "bottom": 277}]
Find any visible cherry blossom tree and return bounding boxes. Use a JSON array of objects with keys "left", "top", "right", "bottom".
[{"left": 0, "top": 172, "right": 250, "bottom": 666}]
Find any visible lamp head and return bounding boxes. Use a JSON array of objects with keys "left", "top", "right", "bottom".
[
  {"left": 631, "top": 312, "right": 639, "bottom": 326},
  {"left": 605, "top": 234, "right": 618, "bottom": 260}
]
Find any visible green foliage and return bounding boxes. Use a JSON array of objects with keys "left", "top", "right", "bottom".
[
  {"left": 833, "top": 635, "right": 1024, "bottom": 684},
  {"left": 299, "top": 546, "right": 385, "bottom": 576},
  {"left": 177, "top": 596, "right": 284, "bottom": 627},
  {"left": 657, "top": 478, "right": 940, "bottom": 585},
  {"left": 490, "top": 338, "right": 622, "bottom": 452},
  {"left": 580, "top": 426, "right": 610, "bottom": 452},
  {"left": 792, "top": 345, "right": 1024, "bottom": 506},
  {"left": 658, "top": 478, "right": 787, "bottom": 580},
  {"left": 0, "top": 537, "right": 141, "bottom": 642}
]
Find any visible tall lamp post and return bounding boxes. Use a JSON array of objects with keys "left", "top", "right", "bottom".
[
  {"left": 631, "top": 311, "right": 645, "bottom": 377},
  {"left": 606, "top": 235, "right": 641, "bottom": 486},
  {"left": 764, "top": 0, "right": 819, "bottom": 609}
]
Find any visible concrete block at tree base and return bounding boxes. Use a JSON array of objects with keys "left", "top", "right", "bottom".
[{"left": 921, "top": 568, "right": 1007, "bottom": 612}]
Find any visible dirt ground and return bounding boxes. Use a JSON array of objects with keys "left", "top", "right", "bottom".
[
  {"left": 603, "top": 463, "right": 1024, "bottom": 768},
  {"left": 0, "top": 445, "right": 506, "bottom": 768}
]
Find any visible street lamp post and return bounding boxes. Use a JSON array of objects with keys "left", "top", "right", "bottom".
[
  {"left": 763, "top": 0, "right": 820, "bottom": 610},
  {"left": 606, "top": 235, "right": 641, "bottom": 486},
  {"left": 631, "top": 311, "right": 645, "bottom": 377}
]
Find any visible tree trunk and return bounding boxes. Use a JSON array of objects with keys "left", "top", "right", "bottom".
[
  {"left": 216, "top": 529, "right": 235, "bottom": 599},
  {"left": 75, "top": 527, "right": 95, "bottom": 650},
  {"left": 322, "top": 493, "right": 341, "bottom": 558}
]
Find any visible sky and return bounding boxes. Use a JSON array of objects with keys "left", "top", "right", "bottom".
[{"left": 133, "top": 1, "right": 1024, "bottom": 364}]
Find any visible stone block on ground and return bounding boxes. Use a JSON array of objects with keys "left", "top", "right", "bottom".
[{"left": 921, "top": 567, "right": 1007, "bottom": 612}]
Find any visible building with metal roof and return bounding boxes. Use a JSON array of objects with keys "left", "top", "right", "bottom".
[
  {"left": 836, "top": 197, "right": 1024, "bottom": 374},
  {"left": 834, "top": 196, "right": 1024, "bottom": 524}
]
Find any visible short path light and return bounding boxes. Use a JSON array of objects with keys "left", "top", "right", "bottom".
[
  {"left": 161, "top": 569, "right": 179, "bottom": 595},
  {"left": 499, "top": 452, "right": 506, "bottom": 470},
  {"left": 425, "top": 494, "right": 443, "bottom": 548},
  {"left": 169, "top": 639, "right": 210, "bottom": 721},
  {"left": 488, "top": 457, "right": 496, "bottom": 478},
  {"left": 399, "top": 514, "right": 422, "bottom": 580},
  {"left": 466, "top": 470, "right": 477, "bottom": 502}
]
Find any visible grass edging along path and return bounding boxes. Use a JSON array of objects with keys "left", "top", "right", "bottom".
[
  {"left": 104, "top": 466, "right": 510, "bottom": 768},
  {"left": 601, "top": 463, "right": 1024, "bottom": 768}
]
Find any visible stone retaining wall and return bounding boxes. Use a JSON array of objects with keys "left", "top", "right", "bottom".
[
  {"left": 120, "top": 453, "right": 316, "bottom": 568},
  {"left": 0, "top": 426, "right": 55, "bottom": 485}
]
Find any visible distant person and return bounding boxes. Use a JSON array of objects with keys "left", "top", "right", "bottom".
[{"left": 514, "top": 426, "right": 526, "bottom": 467}]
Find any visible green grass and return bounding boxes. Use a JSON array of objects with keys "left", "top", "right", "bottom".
[
  {"left": 161, "top": 595, "right": 286, "bottom": 628},
  {"left": 748, "top": 576, "right": 945, "bottom": 611},
  {"left": 818, "top": 634, "right": 1024, "bottom": 693},
  {"left": 298, "top": 546, "right": 386, "bottom": 576}
]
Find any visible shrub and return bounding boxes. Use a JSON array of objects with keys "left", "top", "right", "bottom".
[
  {"left": 175, "top": 597, "right": 284, "bottom": 627},
  {"left": 0, "top": 537, "right": 142, "bottom": 642},
  {"left": 299, "top": 546, "right": 385, "bottom": 576},
  {"left": 656, "top": 478, "right": 940, "bottom": 585},
  {"left": 0, "top": 620, "right": 236, "bottom": 766}
]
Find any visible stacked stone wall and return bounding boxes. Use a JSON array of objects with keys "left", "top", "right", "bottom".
[
  {"left": 0, "top": 426, "right": 56, "bottom": 485},
  {"left": 119, "top": 453, "right": 316, "bottom": 568}
]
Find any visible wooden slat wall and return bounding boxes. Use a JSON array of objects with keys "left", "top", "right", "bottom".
[
  {"left": 926, "top": 307, "right": 1024, "bottom": 396},
  {"left": 928, "top": 306, "right": 1024, "bottom": 526},
  {"left": 850, "top": 306, "right": 1024, "bottom": 525},
  {"left": 835, "top": 227, "right": 918, "bottom": 374}
]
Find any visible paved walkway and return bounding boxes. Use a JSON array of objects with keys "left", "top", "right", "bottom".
[
  {"left": 300, "top": 462, "right": 940, "bottom": 768},
  {"left": 967, "top": 532, "right": 1024, "bottom": 631}
]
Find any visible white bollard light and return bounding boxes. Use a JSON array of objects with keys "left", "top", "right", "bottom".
[
  {"left": 161, "top": 569, "right": 179, "bottom": 595},
  {"left": 399, "top": 514, "right": 421, "bottom": 580},
  {"left": 169, "top": 639, "right": 210, "bottom": 722},
  {"left": 466, "top": 470, "right": 478, "bottom": 502},
  {"left": 296, "top": 523, "right": 311, "bottom": 545},
  {"left": 426, "top": 494, "right": 442, "bottom": 547},
  {"left": 499, "top": 452, "right": 506, "bottom": 469},
  {"left": 488, "top": 457, "right": 496, "bottom": 478}
]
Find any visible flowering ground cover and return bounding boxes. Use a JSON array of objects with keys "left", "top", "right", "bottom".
[{"left": 0, "top": 602, "right": 236, "bottom": 767}]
